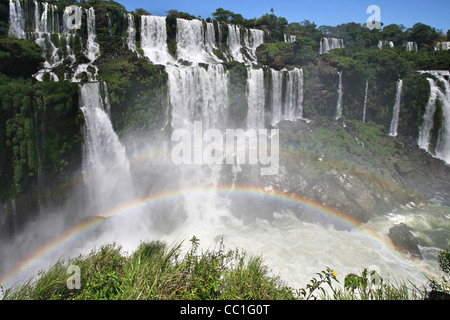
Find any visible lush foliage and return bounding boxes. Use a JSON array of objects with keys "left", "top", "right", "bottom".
[{"left": 0, "top": 37, "right": 44, "bottom": 77}]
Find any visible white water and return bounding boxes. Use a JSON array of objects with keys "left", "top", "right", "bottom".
[
  {"left": 7, "top": 1, "right": 101, "bottom": 82},
  {"left": 8, "top": 0, "right": 25, "bottom": 39},
  {"left": 284, "top": 34, "right": 296, "bottom": 43},
  {"left": 84, "top": 8, "right": 100, "bottom": 62},
  {"left": 244, "top": 28, "right": 264, "bottom": 62},
  {"left": 227, "top": 24, "right": 244, "bottom": 62},
  {"left": 270, "top": 69, "right": 284, "bottom": 125},
  {"left": 435, "top": 42, "right": 450, "bottom": 51},
  {"left": 167, "top": 64, "right": 229, "bottom": 131},
  {"left": 126, "top": 13, "right": 137, "bottom": 53},
  {"left": 246, "top": 68, "right": 266, "bottom": 129},
  {"left": 389, "top": 79, "right": 403, "bottom": 137},
  {"left": 176, "top": 18, "right": 212, "bottom": 64},
  {"left": 363, "top": 80, "right": 369, "bottom": 123},
  {"left": 406, "top": 42, "right": 418, "bottom": 52},
  {"left": 378, "top": 40, "right": 394, "bottom": 49},
  {"left": 418, "top": 78, "right": 440, "bottom": 151},
  {"left": 141, "top": 15, "right": 174, "bottom": 65},
  {"left": 270, "top": 68, "right": 304, "bottom": 125},
  {"left": 335, "top": 71, "right": 343, "bottom": 120},
  {"left": 428, "top": 72, "right": 450, "bottom": 164},
  {"left": 80, "top": 82, "right": 135, "bottom": 216},
  {"left": 320, "top": 37, "right": 344, "bottom": 54}
]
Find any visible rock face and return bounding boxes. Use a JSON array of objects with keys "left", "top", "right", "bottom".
[{"left": 388, "top": 223, "right": 423, "bottom": 259}]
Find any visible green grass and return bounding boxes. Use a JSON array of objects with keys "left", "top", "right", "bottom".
[{"left": 2, "top": 237, "right": 447, "bottom": 300}]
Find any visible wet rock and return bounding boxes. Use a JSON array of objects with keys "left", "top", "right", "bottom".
[{"left": 388, "top": 223, "right": 423, "bottom": 259}]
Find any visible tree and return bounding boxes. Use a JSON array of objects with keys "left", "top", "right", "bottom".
[
  {"left": 135, "top": 8, "right": 150, "bottom": 16},
  {"left": 407, "top": 23, "right": 439, "bottom": 49},
  {"left": 381, "top": 24, "right": 407, "bottom": 45}
]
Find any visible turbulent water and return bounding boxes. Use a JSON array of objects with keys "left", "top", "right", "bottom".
[{"left": 1, "top": 2, "right": 449, "bottom": 297}]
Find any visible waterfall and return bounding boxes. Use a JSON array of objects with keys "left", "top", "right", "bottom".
[
  {"left": 389, "top": 79, "right": 403, "bottom": 137},
  {"left": 141, "top": 15, "right": 174, "bottom": 65},
  {"left": 435, "top": 76, "right": 450, "bottom": 164},
  {"left": 167, "top": 64, "right": 229, "bottom": 131},
  {"left": 418, "top": 78, "right": 440, "bottom": 151},
  {"left": 7, "top": 0, "right": 100, "bottom": 82},
  {"left": 435, "top": 42, "right": 450, "bottom": 51},
  {"left": 176, "top": 18, "right": 219, "bottom": 64},
  {"left": 335, "top": 71, "right": 343, "bottom": 120},
  {"left": 73, "top": 7, "right": 100, "bottom": 81},
  {"left": 418, "top": 71, "right": 450, "bottom": 163},
  {"left": 284, "top": 68, "right": 304, "bottom": 120},
  {"left": 227, "top": 24, "right": 244, "bottom": 62},
  {"left": 85, "top": 8, "right": 100, "bottom": 62},
  {"left": 205, "top": 22, "right": 217, "bottom": 54},
  {"left": 244, "top": 28, "right": 264, "bottom": 62},
  {"left": 246, "top": 68, "right": 265, "bottom": 129},
  {"left": 362, "top": 80, "right": 369, "bottom": 123},
  {"left": 270, "top": 69, "right": 283, "bottom": 125},
  {"left": 378, "top": 40, "right": 394, "bottom": 49},
  {"left": 80, "top": 82, "right": 135, "bottom": 216},
  {"left": 216, "top": 21, "right": 223, "bottom": 48},
  {"left": 406, "top": 42, "right": 418, "bottom": 52},
  {"left": 126, "top": 13, "right": 137, "bottom": 53},
  {"left": 270, "top": 68, "right": 304, "bottom": 125},
  {"left": 319, "top": 37, "right": 344, "bottom": 54},
  {"left": 8, "top": 0, "right": 25, "bottom": 39},
  {"left": 284, "top": 34, "right": 296, "bottom": 43}
]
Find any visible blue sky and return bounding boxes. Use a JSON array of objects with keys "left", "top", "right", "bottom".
[{"left": 118, "top": 0, "right": 450, "bottom": 32}]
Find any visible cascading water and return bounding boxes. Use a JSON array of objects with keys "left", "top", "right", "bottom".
[
  {"left": 389, "top": 79, "right": 403, "bottom": 137},
  {"left": 73, "top": 7, "right": 100, "bottom": 81},
  {"left": 363, "top": 80, "right": 369, "bottom": 123},
  {"left": 270, "top": 69, "right": 283, "bottom": 125},
  {"left": 3, "top": 3, "right": 447, "bottom": 295},
  {"left": 335, "top": 71, "right": 343, "bottom": 120},
  {"left": 270, "top": 68, "right": 304, "bottom": 125},
  {"left": 418, "top": 71, "right": 450, "bottom": 164},
  {"left": 80, "top": 82, "right": 135, "bottom": 216},
  {"left": 8, "top": 0, "right": 25, "bottom": 39},
  {"left": 378, "top": 40, "right": 394, "bottom": 49},
  {"left": 406, "top": 42, "right": 418, "bottom": 52},
  {"left": 126, "top": 13, "right": 137, "bottom": 53},
  {"left": 246, "top": 68, "right": 266, "bottom": 129},
  {"left": 243, "top": 28, "right": 264, "bottom": 62},
  {"left": 176, "top": 18, "right": 220, "bottom": 64},
  {"left": 284, "top": 34, "right": 296, "bottom": 43},
  {"left": 319, "top": 37, "right": 344, "bottom": 54},
  {"left": 435, "top": 42, "right": 450, "bottom": 51},
  {"left": 140, "top": 15, "right": 174, "bottom": 65},
  {"left": 7, "top": 0, "right": 100, "bottom": 82},
  {"left": 167, "top": 64, "right": 229, "bottom": 130},
  {"left": 227, "top": 24, "right": 244, "bottom": 63},
  {"left": 418, "top": 78, "right": 440, "bottom": 151}
]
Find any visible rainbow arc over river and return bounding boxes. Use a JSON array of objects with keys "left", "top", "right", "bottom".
[{"left": 0, "top": 184, "right": 433, "bottom": 288}]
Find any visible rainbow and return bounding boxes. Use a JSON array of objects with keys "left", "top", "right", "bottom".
[{"left": 0, "top": 184, "right": 432, "bottom": 289}]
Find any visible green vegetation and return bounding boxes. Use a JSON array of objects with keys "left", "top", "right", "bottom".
[
  {"left": 3, "top": 237, "right": 448, "bottom": 300},
  {"left": 98, "top": 52, "right": 168, "bottom": 137}
]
